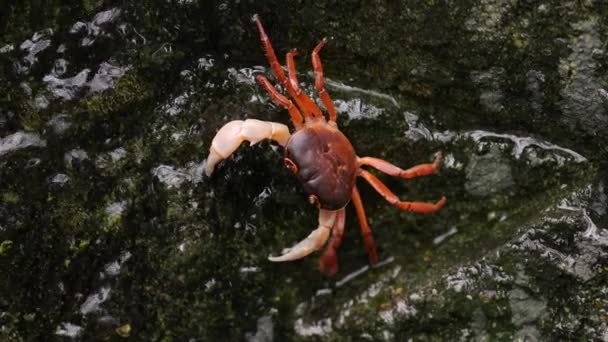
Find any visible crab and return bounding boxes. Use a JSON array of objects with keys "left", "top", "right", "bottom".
[{"left": 204, "top": 15, "right": 446, "bottom": 276}]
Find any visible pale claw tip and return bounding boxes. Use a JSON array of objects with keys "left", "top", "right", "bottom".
[
  {"left": 202, "top": 159, "right": 211, "bottom": 177},
  {"left": 267, "top": 226, "right": 331, "bottom": 262},
  {"left": 268, "top": 254, "right": 293, "bottom": 262},
  {"left": 267, "top": 255, "right": 283, "bottom": 262},
  {"left": 203, "top": 161, "right": 214, "bottom": 177}
]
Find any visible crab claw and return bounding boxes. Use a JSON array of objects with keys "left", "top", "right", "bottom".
[
  {"left": 268, "top": 209, "right": 336, "bottom": 262},
  {"left": 205, "top": 119, "right": 290, "bottom": 176}
]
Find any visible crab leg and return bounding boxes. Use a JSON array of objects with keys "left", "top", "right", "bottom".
[
  {"left": 359, "top": 170, "right": 447, "bottom": 213},
  {"left": 319, "top": 208, "right": 346, "bottom": 276},
  {"left": 285, "top": 49, "right": 324, "bottom": 121},
  {"left": 312, "top": 39, "right": 338, "bottom": 124},
  {"left": 358, "top": 152, "right": 442, "bottom": 179},
  {"left": 205, "top": 119, "right": 290, "bottom": 176},
  {"left": 352, "top": 186, "right": 379, "bottom": 264},
  {"left": 269, "top": 209, "right": 336, "bottom": 262},
  {"left": 254, "top": 15, "right": 321, "bottom": 122},
  {"left": 254, "top": 15, "right": 290, "bottom": 88},
  {"left": 256, "top": 75, "right": 304, "bottom": 129}
]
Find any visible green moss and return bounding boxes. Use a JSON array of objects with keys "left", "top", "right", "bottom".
[
  {"left": 115, "top": 323, "right": 131, "bottom": 338},
  {"left": 77, "top": 239, "right": 90, "bottom": 250},
  {"left": 52, "top": 201, "right": 89, "bottom": 234},
  {"left": 0, "top": 240, "right": 14, "bottom": 256},
  {"left": 17, "top": 108, "right": 42, "bottom": 131},
  {"left": 81, "top": 72, "right": 153, "bottom": 116},
  {"left": 512, "top": 32, "right": 529, "bottom": 49},
  {"left": 0, "top": 0, "right": 606, "bottom": 340},
  {"left": 1, "top": 192, "right": 19, "bottom": 204}
]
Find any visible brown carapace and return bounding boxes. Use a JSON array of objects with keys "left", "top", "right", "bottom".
[{"left": 205, "top": 15, "right": 446, "bottom": 276}]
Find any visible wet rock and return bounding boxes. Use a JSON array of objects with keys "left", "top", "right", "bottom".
[
  {"left": 508, "top": 288, "right": 547, "bottom": 326},
  {"left": 42, "top": 62, "right": 129, "bottom": 101},
  {"left": 245, "top": 316, "right": 274, "bottom": 342},
  {"left": 151, "top": 164, "right": 203, "bottom": 189},
  {"left": 0, "top": 131, "right": 46, "bottom": 156},
  {"left": 0, "top": 1, "right": 607, "bottom": 341},
  {"left": 43, "top": 69, "right": 90, "bottom": 100},
  {"left": 46, "top": 114, "right": 72, "bottom": 135},
  {"left": 0, "top": 111, "right": 16, "bottom": 131},
  {"left": 335, "top": 98, "right": 384, "bottom": 120},
  {"left": 471, "top": 67, "right": 506, "bottom": 114},
  {"left": 559, "top": 16, "right": 608, "bottom": 137},
  {"left": 465, "top": 146, "right": 514, "bottom": 197},
  {"left": 88, "top": 62, "right": 130, "bottom": 94},
  {"left": 70, "top": 8, "right": 122, "bottom": 46},
  {"left": 64, "top": 149, "right": 88, "bottom": 168},
  {"left": 55, "top": 322, "right": 83, "bottom": 338},
  {"left": 19, "top": 29, "right": 53, "bottom": 70},
  {"left": 48, "top": 173, "right": 70, "bottom": 187},
  {"left": 403, "top": 111, "right": 433, "bottom": 142}
]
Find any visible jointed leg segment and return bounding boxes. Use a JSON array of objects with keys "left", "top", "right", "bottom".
[
  {"left": 254, "top": 15, "right": 290, "bottom": 90},
  {"left": 352, "top": 186, "right": 379, "bottom": 265},
  {"left": 319, "top": 208, "right": 346, "bottom": 276},
  {"left": 358, "top": 152, "right": 442, "bottom": 179},
  {"left": 359, "top": 170, "right": 446, "bottom": 213},
  {"left": 285, "top": 49, "right": 323, "bottom": 120},
  {"left": 256, "top": 75, "right": 304, "bottom": 129},
  {"left": 312, "top": 39, "right": 338, "bottom": 123},
  {"left": 255, "top": 15, "right": 325, "bottom": 126}
]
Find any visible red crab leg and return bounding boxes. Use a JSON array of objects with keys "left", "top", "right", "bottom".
[
  {"left": 359, "top": 170, "right": 446, "bottom": 213},
  {"left": 319, "top": 208, "right": 346, "bottom": 276},
  {"left": 352, "top": 185, "right": 379, "bottom": 265},
  {"left": 256, "top": 75, "right": 304, "bottom": 129},
  {"left": 285, "top": 49, "right": 324, "bottom": 121},
  {"left": 254, "top": 15, "right": 317, "bottom": 124},
  {"left": 254, "top": 15, "right": 290, "bottom": 88},
  {"left": 358, "top": 152, "right": 442, "bottom": 179},
  {"left": 312, "top": 39, "right": 338, "bottom": 124}
]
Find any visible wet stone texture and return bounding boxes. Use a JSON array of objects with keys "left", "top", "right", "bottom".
[{"left": 0, "top": 1, "right": 607, "bottom": 341}]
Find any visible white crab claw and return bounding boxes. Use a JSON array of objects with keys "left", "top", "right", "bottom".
[
  {"left": 268, "top": 209, "right": 336, "bottom": 262},
  {"left": 204, "top": 119, "right": 290, "bottom": 176}
]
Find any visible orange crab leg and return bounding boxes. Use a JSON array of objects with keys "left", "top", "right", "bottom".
[
  {"left": 254, "top": 15, "right": 290, "bottom": 88},
  {"left": 352, "top": 185, "right": 379, "bottom": 265},
  {"left": 285, "top": 49, "right": 324, "bottom": 120},
  {"left": 255, "top": 15, "right": 319, "bottom": 123},
  {"left": 256, "top": 75, "right": 304, "bottom": 129},
  {"left": 319, "top": 208, "right": 346, "bottom": 276},
  {"left": 359, "top": 170, "right": 447, "bottom": 213},
  {"left": 358, "top": 152, "right": 442, "bottom": 179},
  {"left": 312, "top": 39, "right": 338, "bottom": 124}
]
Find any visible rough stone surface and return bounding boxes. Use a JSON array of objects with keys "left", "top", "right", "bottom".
[{"left": 0, "top": 1, "right": 607, "bottom": 340}]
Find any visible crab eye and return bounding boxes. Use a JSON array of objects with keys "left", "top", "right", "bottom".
[{"left": 284, "top": 158, "right": 298, "bottom": 174}]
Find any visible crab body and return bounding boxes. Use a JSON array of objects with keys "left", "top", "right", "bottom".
[
  {"left": 204, "top": 15, "right": 446, "bottom": 276},
  {"left": 285, "top": 121, "right": 357, "bottom": 210}
]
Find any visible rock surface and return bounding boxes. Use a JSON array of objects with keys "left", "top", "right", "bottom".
[{"left": 0, "top": 1, "right": 607, "bottom": 340}]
